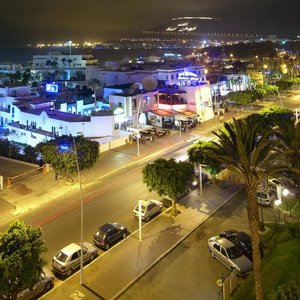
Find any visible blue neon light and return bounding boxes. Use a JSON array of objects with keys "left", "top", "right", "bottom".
[{"left": 46, "top": 84, "right": 59, "bottom": 93}]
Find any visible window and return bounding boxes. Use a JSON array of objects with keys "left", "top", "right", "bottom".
[
  {"left": 132, "top": 99, "right": 137, "bottom": 110},
  {"left": 71, "top": 251, "right": 79, "bottom": 261},
  {"left": 221, "top": 247, "right": 227, "bottom": 257},
  {"left": 213, "top": 243, "right": 221, "bottom": 252}
]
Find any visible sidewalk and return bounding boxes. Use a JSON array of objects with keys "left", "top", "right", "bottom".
[{"left": 41, "top": 183, "right": 242, "bottom": 300}]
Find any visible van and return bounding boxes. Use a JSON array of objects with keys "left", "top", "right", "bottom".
[{"left": 256, "top": 190, "right": 277, "bottom": 206}]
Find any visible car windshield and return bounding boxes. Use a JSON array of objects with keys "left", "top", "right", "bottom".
[
  {"left": 55, "top": 251, "right": 68, "bottom": 263},
  {"left": 95, "top": 230, "right": 105, "bottom": 240},
  {"left": 227, "top": 246, "right": 243, "bottom": 259},
  {"left": 135, "top": 204, "right": 145, "bottom": 213}
]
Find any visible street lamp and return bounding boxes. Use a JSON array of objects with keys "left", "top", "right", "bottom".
[
  {"left": 71, "top": 137, "right": 84, "bottom": 285},
  {"left": 68, "top": 41, "right": 72, "bottom": 55},
  {"left": 199, "top": 164, "right": 207, "bottom": 197}
]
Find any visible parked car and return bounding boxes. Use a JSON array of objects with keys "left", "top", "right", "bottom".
[
  {"left": 268, "top": 178, "right": 298, "bottom": 198},
  {"left": 190, "top": 171, "right": 209, "bottom": 189},
  {"left": 208, "top": 236, "right": 253, "bottom": 276},
  {"left": 133, "top": 199, "right": 163, "bottom": 222},
  {"left": 1, "top": 268, "right": 55, "bottom": 300},
  {"left": 220, "top": 230, "right": 253, "bottom": 261},
  {"left": 256, "top": 189, "right": 277, "bottom": 206},
  {"left": 93, "top": 222, "right": 128, "bottom": 250},
  {"left": 52, "top": 242, "right": 97, "bottom": 277}
]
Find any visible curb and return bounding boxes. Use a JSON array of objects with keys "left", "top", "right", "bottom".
[{"left": 112, "top": 186, "right": 244, "bottom": 300}]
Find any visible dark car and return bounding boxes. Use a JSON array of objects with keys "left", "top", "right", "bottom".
[
  {"left": 220, "top": 230, "right": 264, "bottom": 261},
  {"left": 220, "top": 230, "right": 253, "bottom": 261},
  {"left": 93, "top": 222, "right": 128, "bottom": 250}
]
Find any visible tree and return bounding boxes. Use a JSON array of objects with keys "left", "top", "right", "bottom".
[
  {"left": 187, "top": 140, "right": 222, "bottom": 182},
  {"left": 228, "top": 91, "right": 253, "bottom": 107},
  {"left": 22, "top": 145, "right": 39, "bottom": 163},
  {"left": 61, "top": 57, "right": 67, "bottom": 66},
  {"left": 0, "top": 220, "right": 46, "bottom": 300},
  {"left": 209, "top": 118, "right": 287, "bottom": 300},
  {"left": 21, "top": 69, "right": 33, "bottom": 85},
  {"left": 36, "top": 136, "right": 99, "bottom": 179},
  {"left": 260, "top": 106, "right": 294, "bottom": 128},
  {"left": 142, "top": 158, "right": 195, "bottom": 215},
  {"left": 88, "top": 78, "right": 102, "bottom": 107},
  {"left": 67, "top": 58, "right": 73, "bottom": 66}
]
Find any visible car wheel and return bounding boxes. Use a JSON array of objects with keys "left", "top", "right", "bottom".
[
  {"left": 44, "top": 281, "right": 53, "bottom": 291},
  {"left": 145, "top": 216, "right": 150, "bottom": 222},
  {"left": 90, "top": 254, "right": 95, "bottom": 262},
  {"left": 66, "top": 268, "right": 73, "bottom": 277},
  {"left": 122, "top": 232, "right": 127, "bottom": 239},
  {"left": 210, "top": 250, "right": 215, "bottom": 258},
  {"left": 105, "top": 243, "right": 110, "bottom": 250}
]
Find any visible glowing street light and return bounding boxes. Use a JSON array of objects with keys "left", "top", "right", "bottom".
[
  {"left": 68, "top": 41, "right": 72, "bottom": 55},
  {"left": 60, "top": 138, "right": 84, "bottom": 285}
]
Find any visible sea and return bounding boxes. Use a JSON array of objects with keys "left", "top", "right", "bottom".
[{"left": 0, "top": 46, "right": 193, "bottom": 65}]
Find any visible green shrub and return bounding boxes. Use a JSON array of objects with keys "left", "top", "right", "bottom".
[{"left": 269, "top": 281, "right": 300, "bottom": 300}]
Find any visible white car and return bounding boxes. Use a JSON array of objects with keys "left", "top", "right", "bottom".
[
  {"left": 268, "top": 178, "right": 298, "bottom": 198},
  {"left": 133, "top": 199, "right": 163, "bottom": 222},
  {"left": 208, "top": 236, "right": 253, "bottom": 276},
  {"left": 1, "top": 268, "right": 54, "bottom": 300},
  {"left": 256, "top": 190, "right": 277, "bottom": 206},
  {"left": 52, "top": 242, "right": 97, "bottom": 277}
]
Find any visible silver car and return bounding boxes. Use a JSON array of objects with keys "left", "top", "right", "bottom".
[
  {"left": 256, "top": 190, "right": 277, "bottom": 206},
  {"left": 52, "top": 242, "right": 97, "bottom": 277},
  {"left": 133, "top": 199, "right": 163, "bottom": 222},
  {"left": 208, "top": 236, "right": 253, "bottom": 276},
  {"left": 1, "top": 268, "right": 54, "bottom": 300},
  {"left": 268, "top": 178, "right": 299, "bottom": 198}
]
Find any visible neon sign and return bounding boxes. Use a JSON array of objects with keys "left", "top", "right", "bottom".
[
  {"left": 46, "top": 84, "right": 59, "bottom": 93},
  {"left": 178, "top": 71, "right": 198, "bottom": 81}
]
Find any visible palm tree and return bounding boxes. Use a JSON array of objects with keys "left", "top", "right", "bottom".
[
  {"left": 88, "top": 78, "right": 101, "bottom": 107},
  {"left": 209, "top": 118, "right": 287, "bottom": 300}
]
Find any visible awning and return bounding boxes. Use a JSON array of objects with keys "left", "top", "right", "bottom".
[
  {"left": 173, "top": 109, "right": 198, "bottom": 121},
  {"left": 149, "top": 109, "right": 174, "bottom": 117}
]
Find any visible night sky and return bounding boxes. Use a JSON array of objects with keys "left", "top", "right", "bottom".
[{"left": 1, "top": 0, "right": 299, "bottom": 46}]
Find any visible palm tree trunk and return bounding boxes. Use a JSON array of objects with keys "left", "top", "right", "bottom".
[{"left": 246, "top": 186, "right": 265, "bottom": 300}]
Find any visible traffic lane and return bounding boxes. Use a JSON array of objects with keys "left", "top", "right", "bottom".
[
  {"left": 39, "top": 165, "right": 159, "bottom": 265},
  {"left": 119, "top": 189, "right": 249, "bottom": 300}
]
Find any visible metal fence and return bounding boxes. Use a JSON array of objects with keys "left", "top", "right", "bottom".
[{"left": 217, "top": 268, "right": 240, "bottom": 300}]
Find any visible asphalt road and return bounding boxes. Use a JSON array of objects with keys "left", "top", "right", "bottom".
[{"left": 119, "top": 189, "right": 248, "bottom": 300}]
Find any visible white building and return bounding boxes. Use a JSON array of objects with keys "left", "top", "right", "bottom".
[
  {"left": 89, "top": 63, "right": 207, "bottom": 88},
  {"left": 108, "top": 81, "right": 214, "bottom": 130},
  {"left": 32, "top": 53, "right": 98, "bottom": 81},
  {"left": 0, "top": 85, "right": 122, "bottom": 147}
]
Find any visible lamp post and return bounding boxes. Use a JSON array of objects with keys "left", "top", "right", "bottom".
[
  {"left": 136, "top": 97, "right": 142, "bottom": 157},
  {"left": 68, "top": 41, "right": 72, "bottom": 55},
  {"left": 72, "top": 137, "right": 84, "bottom": 285},
  {"left": 199, "top": 164, "right": 207, "bottom": 197}
]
